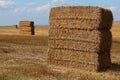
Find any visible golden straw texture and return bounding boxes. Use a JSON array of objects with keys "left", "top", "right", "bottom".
[
  {"left": 19, "top": 21, "right": 35, "bottom": 35},
  {"left": 48, "top": 6, "right": 113, "bottom": 72}
]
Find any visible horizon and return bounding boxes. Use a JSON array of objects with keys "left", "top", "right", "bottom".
[{"left": 0, "top": 0, "right": 120, "bottom": 26}]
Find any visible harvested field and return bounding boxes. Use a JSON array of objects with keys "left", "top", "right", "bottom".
[
  {"left": 0, "top": 26, "right": 19, "bottom": 35},
  {"left": 0, "top": 22, "right": 119, "bottom": 79},
  {"left": 0, "top": 26, "right": 49, "bottom": 36}
]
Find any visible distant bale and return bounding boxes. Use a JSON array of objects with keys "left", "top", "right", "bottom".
[
  {"left": 19, "top": 21, "right": 35, "bottom": 35},
  {"left": 12, "top": 25, "right": 18, "bottom": 29},
  {"left": 48, "top": 6, "right": 113, "bottom": 72},
  {"left": 19, "top": 21, "right": 34, "bottom": 26}
]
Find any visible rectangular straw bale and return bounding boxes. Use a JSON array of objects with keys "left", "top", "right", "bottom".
[
  {"left": 49, "top": 38, "right": 111, "bottom": 53},
  {"left": 48, "top": 48, "right": 111, "bottom": 71},
  {"left": 19, "top": 26, "right": 34, "bottom": 31},
  {"left": 19, "top": 21, "right": 34, "bottom": 26},
  {"left": 19, "top": 21, "right": 35, "bottom": 35},
  {"left": 50, "top": 19, "right": 99, "bottom": 30},
  {"left": 20, "top": 27, "right": 31, "bottom": 29},
  {"left": 19, "top": 26, "right": 34, "bottom": 28},
  {"left": 49, "top": 59, "right": 70, "bottom": 68},
  {"left": 20, "top": 31, "right": 32, "bottom": 34},
  {"left": 50, "top": 19, "right": 112, "bottom": 30},
  {"left": 48, "top": 6, "right": 113, "bottom": 72},
  {"left": 70, "top": 60, "right": 98, "bottom": 71},
  {"left": 49, "top": 28, "right": 112, "bottom": 43},
  {"left": 50, "top": 6, "right": 101, "bottom": 20},
  {"left": 20, "top": 30, "right": 35, "bottom": 35},
  {"left": 48, "top": 48, "right": 98, "bottom": 63},
  {"left": 20, "top": 29, "right": 32, "bottom": 32},
  {"left": 12, "top": 25, "right": 18, "bottom": 29},
  {"left": 49, "top": 6, "right": 113, "bottom": 30},
  {"left": 49, "top": 59, "right": 98, "bottom": 71}
]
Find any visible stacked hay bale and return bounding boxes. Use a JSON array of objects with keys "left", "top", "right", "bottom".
[
  {"left": 12, "top": 25, "right": 18, "bottom": 29},
  {"left": 48, "top": 6, "right": 113, "bottom": 72},
  {"left": 19, "top": 21, "right": 35, "bottom": 35}
]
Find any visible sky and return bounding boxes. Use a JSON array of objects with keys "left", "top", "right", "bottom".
[{"left": 0, "top": 0, "right": 120, "bottom": 26}]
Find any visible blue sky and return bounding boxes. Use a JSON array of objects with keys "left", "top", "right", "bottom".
[{"left": 0, "top": 0, "right": 120, "bottom": 25}]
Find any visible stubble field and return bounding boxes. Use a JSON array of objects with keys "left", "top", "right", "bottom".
[{"left": 0, "top": 22, "right": 120, "bottom": 80}]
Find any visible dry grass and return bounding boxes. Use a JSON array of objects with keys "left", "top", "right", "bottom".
[
  {"left": 0, "top": 34, "right": 49, "bottom": 80},
  {"left": 0, "top": 26, "right": 19, "bottom": 35},
  {"left": 0, "top": 22, "right": 120, "bottom": 80}
]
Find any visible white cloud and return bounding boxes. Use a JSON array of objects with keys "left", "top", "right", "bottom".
[
  {"left": 52, "top": 0, "right": 68, "bottom": 5},
  {"left": 26, "top": 2, "right": 37, "bottom": 7},
  {"left": 52, "top": 0, "right": 59, "bottom": 3},
  {"left": 34, "top": 0, "right": 69, "bottom": 13},
  {"left": 13, "top": 0, "right": 69, "bottom": 13},
  {"left": 14, "top": 7, "right": 26, "bottom": 13},
  {"left": 0, "top": 0, "right": 15, "bottom": 8},
  {"left": 52, "top": 0, "right": 67, "bottom": 3},
  {"left": 36, "top": 3, "right": 50, "bottom": 12},
  {"left": 14, "top": 2, "right": 37, "bottom": 13}
]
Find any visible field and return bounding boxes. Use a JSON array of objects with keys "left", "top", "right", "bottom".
[
  {"left": 0, "top": 22, "right": 120, "bottom": 80},
  {"left": 0, "top": 26, "right": 49, "bottom": 36}
]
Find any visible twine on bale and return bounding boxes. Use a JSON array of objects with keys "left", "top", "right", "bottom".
[
  {"left": 48, "top": 6, "right": 113, "bottom": 72},
  {"left": 19, "top": 21, "right": 35, "bottom": 35}
]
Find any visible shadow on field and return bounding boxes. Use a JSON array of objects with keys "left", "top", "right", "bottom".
[{"left": 109, "top": 63, "right": 120, "bottom": 71}]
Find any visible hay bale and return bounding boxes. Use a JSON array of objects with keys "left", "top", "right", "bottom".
[
  {"left": 19, "top": 21, "right": 35, "bottom": 35},
  {"left": 49, "top": 6, "right": 113, "bottom": 30},
  {"left": 48, "top": 6, "right": 113, "bottom": 72},
  {"left": 49, "top": 28, "right": 112, "bottom": 43},
  {"left": 12, "top": 25, "right": 18, "bottom": 29},
  {"left": 19, "top": 21, "right": 34, "bottom": 26},
  {"left": 49, "top": 49, "right": 98, "bottom": 63},
  {"left": 49, "top": 39, "right": 111, "bottom": 53},
  {"left": 49, "top": 48, "right": 111, "bottom": 71}
]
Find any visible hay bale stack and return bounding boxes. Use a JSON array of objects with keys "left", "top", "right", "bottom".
[
  {"left": 48, "top": 6, "right": 113, "bottom": 72},
  {"left": 12, "top": 25, "right": 18, "bottom": 29},
  {"left": 19, "top": 21, "right": 35, "bottom": 35}
]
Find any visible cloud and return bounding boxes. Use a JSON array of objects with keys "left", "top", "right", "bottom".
[
  {"left": 51, "top": 0, "right": 69, "bottom": 6},
  {"left": 0, "top": 0, "right": 15, "bottom": 8},
  {"left": 26, "top": 2, "right": 38, "bottom": 7},
  {"left": 14, "top": 2, "right": 51, "bottom": 13},
  {"left": 14, "top": 2, "right": 37, "bottom": 13},
  {"left": 52, "top": 0, "right": 59, "bottom": 3},
  {"left": 35, "top": 0, "right": 68, "bottom": 12},
  {"left": 36, "top": 3, "right": 50, "bottom": 12},
  {"left": 0, "top": 0, "right": 68, "bottom": 12},
  {"left": 52, "top": 0, "right": 66, "bottom": 3},
  {"left": 14, "top": 7, "right": 28, "bottom": 13}
]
